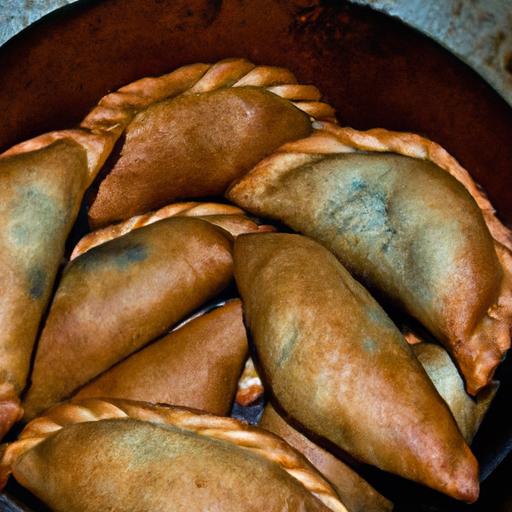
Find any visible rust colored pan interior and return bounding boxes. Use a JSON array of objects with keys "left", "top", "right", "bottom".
[{"left": 0, "top": 1, "right": 511, "bottom": 511}]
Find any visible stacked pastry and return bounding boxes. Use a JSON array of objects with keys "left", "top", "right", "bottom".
[{"left": 0, "top": 58, "right": 510, "bottom": 511}]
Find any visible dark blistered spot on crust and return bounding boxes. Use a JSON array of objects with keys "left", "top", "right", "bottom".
[
  {"left": 114, "top": 244, "right": 148, "bottom": 269},
  {"left": 277, "top": 327, "right": 299, "bottom": 368},
  {"left": 362, "top": 337, "right": 378, "bottom": 354},
  {"left": 28, "top": 266, "right": 47, "bottom": 299},
  {"left": 9, "top": 186, "right": 62, "bottom": 247},
  {"left": 324, "top": 175, "right": 397, "bottom": 254},
  {"left": 73, "top": 241, "right": 149, "bottom": 272}
]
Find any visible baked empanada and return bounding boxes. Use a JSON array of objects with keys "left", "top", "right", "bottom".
[
  {"left": 0, "top": 133, "right": 113, "bottom": 438},
  {"left": 234, "top": 233, "right": 479, "bottom": 502},
  {"left": 261, "top": 404, "right": 393, "bottom": 512},
  {"left": 404, "top": 332, "right": 498, "bottom": 443},
  {"left": 75, "top": 300, "right": 247, "bottom": 415},
  {"left": 22, "top": 217, "right": 233, "bottom": 419},
  {"left": 71, "top": 201, "right": 274, "bottom": 260},
  {"left": 228, "top": 123, "right": 512, "bottom": 395},
  {"left": 1, "top": 399, "right": 347, "bottom": 512},
  {"left": 86, "top": 59, "right": 335, "bottom": 227}
]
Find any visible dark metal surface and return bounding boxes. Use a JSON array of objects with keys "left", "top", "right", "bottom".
[{"left": 0, "top": 0, "right": 511, "bottom": 510}]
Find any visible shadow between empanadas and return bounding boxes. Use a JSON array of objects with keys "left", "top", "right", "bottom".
[
  {"left": 0, "top": 398, "right": 347, "bottom": 512},
  {"left": 75, "top": 300, "right": 248, "bottom": 416},
  {"left": 22, "top": 217, "right": 233, "bottom": 419},
  {"left": 227, "top": 123, "right": 512, "bottom": 395},
  {"left": 86, "top": 58, "right": 335, "bottom": 227},
  {"left": 234, "top": 233, "right": 479, "bottom": 502}
]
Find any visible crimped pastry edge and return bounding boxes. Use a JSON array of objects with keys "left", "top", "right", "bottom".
[
  {"left": 0, "top": 398, "right": 347, "bottom": 512},
  {"left": 70, "top": 201, "right": 275, "bottom": 260}
]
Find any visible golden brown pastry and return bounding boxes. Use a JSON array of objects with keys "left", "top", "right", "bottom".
[
  {"left": 261, "top": 404, "right": 393, "bottom": 512},
  {"left": 242, "top": 337, "right": 497, "bottom": 443},
  {"left": 86, "top": 58, "right": 335, "bottom": 228},
  {"left": 0, "top": 137, "right": 111, "bottom": 439},
  {"left": 0, "top": 398, "right": 347, "bottom": 512},
  {"left": 234, "top": 232, "right": 479, "bottom": 502},
  {"left": 228, "top": 122, "right": 512, "bottom": 395},
  {"left": 71, "top": 201, "right": 274, "bottom": 259},
  {"left": 75, "top": 300, "right": 248, "bottom": 415},
  {"left": 22, "top": 217, "right": 233, "bottom": 419},
  {"left": 405, "top": 333, "right": 498, "bottom": 443}
]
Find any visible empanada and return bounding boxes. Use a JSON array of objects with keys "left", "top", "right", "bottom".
[
  {"left": 404, "top": 333, "right": 498, "bottom": 443},
  {"left": 261, "top": 404, "right": 393, "bottom": 512},
  {"left": 228, "top": 123, "right": 512, "bottom": 395},
  {"left": 234, "top": 233, "right": 479, "bottom": 502},
  {"left": 71, "top": 201, "right": 274, "bottom": 260},
  {"left": 0, "top": 398, "right": 347, "bottom": 512},
  {"left": 86, "top": 59, "right": 335, "bottom": 227},
  {"left": 22, "top": 217, "right": 233, "bottom": 419},
  {"left": 75, "top": 300, "right": 248, "bottom": 415},
  {"left": 0, "top": 133, "right": 112, "bottom": 438}
]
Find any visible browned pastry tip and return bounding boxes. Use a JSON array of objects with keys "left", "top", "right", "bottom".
[
  {"left": 0, "top": 385, "right": 23, "bottom": 443},
  {"left": 71, "top": 201, "right": 275, "bottom": 259},
  {"left": 1, "top": 398, "right": 347, "bottom": 512},
  {"left": 235, "top": 357, "right": 265, "bottom": 406}
]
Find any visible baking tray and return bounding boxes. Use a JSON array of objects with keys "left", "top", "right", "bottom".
[{"left": 0, "top": 0, "right": 511, "bottom": 510}]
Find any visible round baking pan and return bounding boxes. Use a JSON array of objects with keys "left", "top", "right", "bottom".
[{"left": 0, "top": 1, "right": 511, "bottom": 510}]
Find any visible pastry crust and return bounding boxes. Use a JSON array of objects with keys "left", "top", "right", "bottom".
[
  {"left": 71, "top": 201, "right": 274, "bottom": 260},
  {"left": 233, "top": 233, "right": 479, "bottom": 502},
  {"left": 410, "top": 339, "right": 498, "bottom": 443},
  {"left": 84, "top": 58, "right": 335, "bottom": 227},
  {"left": 261, "top": 404, "right": 393, "bottom": 512},
  {"left": 1, "top": 398, "right": 347, "bottom": 512},
  {"left": 228, "top": 123, "right": 512, "bottom": 395},
  {"left": 74, "top": 300, "right": 248, "bottom": 416},
  {"left": 22, "top": 217, "right": 234, "bottom": 419},
  {"left": 0, "top": 140, "right": 90, "bottom": 439},
  {"left": 1, "top": 60, "right": 334, "bottom": 184}
]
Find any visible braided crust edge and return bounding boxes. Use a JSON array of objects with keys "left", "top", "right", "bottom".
[
  {"left": 70, "top": 201, "right": 275, "bottom": 260},
  {"left": 228, "top": 122, "right": 512, "bottom": 394},
  {"left": 1, "top": 398, "right": 347, "bottom": 512},
  {"left": 289, "top": 121, "right": 512, "bottom": 251},
  {"left": 0, "top": 59, "right": 335, "bottom": 186}
]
